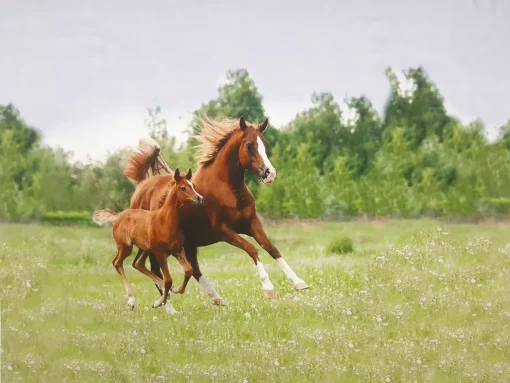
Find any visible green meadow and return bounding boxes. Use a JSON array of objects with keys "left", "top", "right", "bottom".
[{"left": 1, "top": 220, "right": 509, "bottom": 382}]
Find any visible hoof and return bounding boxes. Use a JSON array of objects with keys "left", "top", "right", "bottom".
[
  {"left": 294, "top": 282, "right": 310, "bottom": 290},
  {"left": 171, "top": 286, "right": 184, "bottom": 294},
  {"left": 152, "top": 299, "right": 164, "bottom": 308},
  {"left": 212, "top": 298, "right": 226, "bottom": 306},
  {"left": 127, "top": 297, "right": 136, "bottom": 309},
  {"left": 170, "top": 286, "right": 180, "bottom": 294},
  {"left": 263, "top": 289, "right": 277, "bottom": 299}
]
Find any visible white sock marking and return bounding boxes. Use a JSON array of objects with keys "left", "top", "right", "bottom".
[
  {"left": 256, "top": 261, "right": 275, "bottom": 291},
  {"left": 127, "top": 296, "right": 136, "bottom": 307},
  {"left": 198, "top": 276, "right": 223, "bottom": 301},
  {"left": 277, "top": 258, "right": 305, "bottom": 286},
  {"left": 165, "top": 302, "right": 179, "bottom": 315}
]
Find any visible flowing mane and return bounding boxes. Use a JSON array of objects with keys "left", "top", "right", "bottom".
[{"left": 193, "top": 116, "right": 242, "bottom": 168}]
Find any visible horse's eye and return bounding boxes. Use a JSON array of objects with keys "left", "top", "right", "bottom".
[
  {"left": 246, "top": 142, "right": 254, "bottom": 153},
  {"left": 180, "top": 187, "right": 186, "bottom": 191}
]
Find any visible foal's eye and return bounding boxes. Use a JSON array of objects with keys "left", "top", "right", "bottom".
[{"left": 180, "top": 187, "right": 186, "bottom": 191}]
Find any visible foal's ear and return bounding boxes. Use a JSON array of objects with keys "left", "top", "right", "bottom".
[
  {"left": 174, "top": 168, "right": 181, "bottom": 182},
  {"left": 186, "top": 168, "right": 192, "bottom": 180},
  {"left": 239, "top": 116, "right": 247, "bottom": 131},
  {"left": 258, "top": 117, "right": 269, "bottom": 133}
]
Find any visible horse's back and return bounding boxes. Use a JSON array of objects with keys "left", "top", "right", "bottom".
[{"left": 130, "top": 175, "right": 174, "bottom": 210}]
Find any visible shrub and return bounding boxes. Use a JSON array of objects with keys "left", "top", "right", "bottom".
[
  {"left": 327, "top": 237, "right": 354, "bottom": 254},
  {"left": 487, "top": 198, "right": 510, "bottom": 216},
  {"left": 40, "top": 211, "right": 94, "bottom": 227}
]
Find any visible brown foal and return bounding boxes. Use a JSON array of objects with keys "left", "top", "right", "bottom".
[{"left": 92, "top": 168, "right": 204, "bottom": 314}]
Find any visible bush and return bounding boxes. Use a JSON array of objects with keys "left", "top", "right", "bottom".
[
  {"left": 327, "top": 237, "right": 354, "bottom": 254},
  {"left": 40, "top": 211, "right": 94, "bottom": 227},
  {"left": 487, "top": 198, "right": 510, "bottom": 216}
]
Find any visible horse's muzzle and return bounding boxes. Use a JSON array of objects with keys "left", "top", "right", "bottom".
[
  {"left": 194, "top": 195, "right": 205, "bottom": 205},
  {"left": 261, "top": 167, "right": 276, "bottom": 184}
]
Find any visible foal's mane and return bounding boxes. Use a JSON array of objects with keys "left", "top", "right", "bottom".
[{"left": 193, "top": 116, "right": 243, "bottom": 168}]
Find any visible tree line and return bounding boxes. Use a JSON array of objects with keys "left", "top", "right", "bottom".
[{"left": 2, "top": 67, "right": 510, "bottom": 221}]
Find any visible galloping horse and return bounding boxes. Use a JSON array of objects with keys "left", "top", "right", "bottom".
[
  {"left": 124, "top": 116, "right": 309, "bottom": 305},
  {"left": 92, "top": 169, "right": 204, "bottom": 314}
]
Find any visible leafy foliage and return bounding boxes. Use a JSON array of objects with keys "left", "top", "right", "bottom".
[
  {"left": 327, "top": 237, "right": 354, "bottom": 254},
  {"left": 1, "top": 67, "right": 510, "bottom": 221}
]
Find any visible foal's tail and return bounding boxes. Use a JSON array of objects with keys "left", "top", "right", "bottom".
[
  {"left": 92, "top": 209, "right": 119, "bottom": 226},
  {"left": 123, "top": 136, "right": 173, "bottom": 184}
]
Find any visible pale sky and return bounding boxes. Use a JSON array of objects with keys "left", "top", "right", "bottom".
[{"left": 1, "top": 0, "right": 509, "bottom": 162}]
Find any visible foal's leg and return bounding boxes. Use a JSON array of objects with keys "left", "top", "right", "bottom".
[
  {"left": 185, "top": 244, "right": 225, "bottom": 305},
  {"left": 148, "top": 253, "right": 164, "bottom": 296},
  {"left": 151, "top": 252, "right": 177, "bottom": 313},
  {"left": 170, "top": 248, "right": 193, "bottom": 294},
  {"left": 112, "top": 245, "right": 136, "bottom": 309},
  {"left": 132, "top": 250, "right": 165, "bottom": 292},
  {"left": 220, "top": 225, "right": 276, "bottom": 299},
  {"left": 250, "top": 215, "right": 309, "bottom": 290}
]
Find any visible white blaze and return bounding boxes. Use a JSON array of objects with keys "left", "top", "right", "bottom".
[
  {"left": 257, "top": 137, "right": 276, "bottom": 184},
  {"left": 186, "top": 180, "right": 203, "bottom": 199}
]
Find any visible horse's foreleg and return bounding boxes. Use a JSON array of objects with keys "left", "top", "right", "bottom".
[
  {"left": 151, "top": 252, "right": 177, "bottom": 314},
  {"left": 250, "top": 215, "right": 309, "bottom": 291},
  {"left": 132, "top": 251, "right": 165, "bottom": 292},
  {"left": 185, "top": 244, "right": 225, "bottom": 305},
  {"left": 220, "top": 225, "right": 276, "bottom": 299},
  {"left": 170, "top": 248, "right": 193, "bottom": 294}
]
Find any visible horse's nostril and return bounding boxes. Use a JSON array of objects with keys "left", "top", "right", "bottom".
[{"left": 264, "top": 168, "right": 271, "bottom": 177}]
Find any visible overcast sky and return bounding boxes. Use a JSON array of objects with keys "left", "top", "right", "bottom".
[{"left": 1, "top": 0, "right": 509, "bottom": 162}]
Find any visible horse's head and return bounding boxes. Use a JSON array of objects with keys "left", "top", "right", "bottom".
[
  {"left": 173, "top": 168, "right": 204, "bottom": 205},
  {"left": 237, "top": 116, "right": 276, "bottom": 184}
]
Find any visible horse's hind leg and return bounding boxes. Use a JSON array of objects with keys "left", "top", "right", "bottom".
[
  {"left": 112, "top": 245, "right": 135, "bottom": 309},
  {"left": 170, "top": 248, "right": 193, "bottom": 295}
]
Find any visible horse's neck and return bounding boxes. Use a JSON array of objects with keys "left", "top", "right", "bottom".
[
  {"left": 156, "top": 187, "right": 179, "bottom": 233},
  {"left": 209, "top": 136, "right": 245, "bottom": 191}
]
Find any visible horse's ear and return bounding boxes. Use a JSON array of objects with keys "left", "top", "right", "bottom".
[
  {"left": 258, "top": 118, "right": 269, "bottom": 133},
  {"left": 186, "top": 168, "right": 192, "bottom": 180},
  {"left": 174, "top": 168, "right": 181, "bottom": 182},
  {"left": 239, "top": 116, "right": 247, "bottom": 131}
]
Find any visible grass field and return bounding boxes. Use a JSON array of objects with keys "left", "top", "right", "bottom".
[{"left": 1, "top": 219, "right": 509, "bottom": 382}]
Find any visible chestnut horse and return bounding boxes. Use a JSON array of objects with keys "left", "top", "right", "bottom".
[
  {"left": 92, "top": 169, "right": 204, "bottom": 314},
  {"left": 124, "top": 116, "right": 309, "bottom": 305}
]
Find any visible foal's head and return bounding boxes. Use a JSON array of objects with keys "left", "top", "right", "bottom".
[
  {"left": 173, "top": 168, "right": 204, "bottom": 205},
  {"left": 237, "top": 116, "right": 276, "bottom": 184}
]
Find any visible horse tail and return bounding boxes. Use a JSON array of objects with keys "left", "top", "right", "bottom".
[
  {"left": 123, "top": 137, "right": 173, "bottom": 184},
  {"left": 92, "top": 209, "right": 119, "bottom": 226}
]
